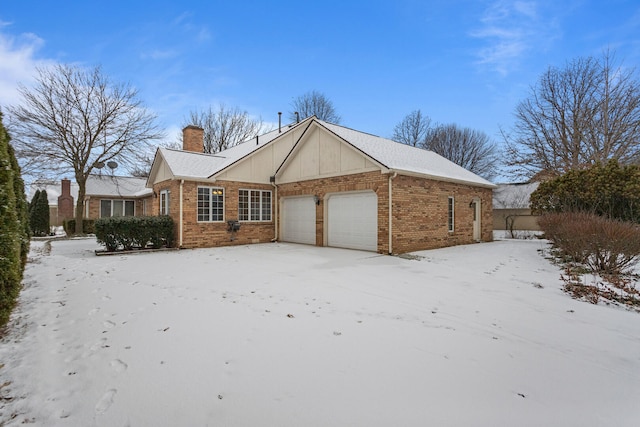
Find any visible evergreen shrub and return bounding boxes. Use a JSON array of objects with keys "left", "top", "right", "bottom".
[
  {"left": 63, "top": 219, "right": 95, "bottom": 235},
  {"left": 0, "top": 112, "right": 27, "bottom": 327},
  {"left": 94, "top": 216, "right": 174, "bottom": 252}
]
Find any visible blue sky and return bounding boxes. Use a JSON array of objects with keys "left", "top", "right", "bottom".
[{"left": 1, "top": 0, "right": 639, "bottom": 156}]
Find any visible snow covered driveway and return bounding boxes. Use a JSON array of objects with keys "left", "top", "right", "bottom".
[{"left": 1, "top": 238, "right": 639, "bottom": 426}]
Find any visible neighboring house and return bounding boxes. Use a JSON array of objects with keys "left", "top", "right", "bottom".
[
  {"left": 28, "top": 179, "right": 78, "bottom": 226},
  {"left": 492, "top": 182, "right": 541, "bottom": 231},
  {"left": 147, "top": 117, "right": 495, "bottom": 254},
  {"left": 29, "top": 175, "right": 153, "bottom": 224},
  {"left": 83, "top": 175, "right": 153, "bottom": 218}
]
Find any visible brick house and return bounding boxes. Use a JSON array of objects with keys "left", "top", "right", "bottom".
[
  {"left": 82, "top": 175, "right": 153, "bottom": 219},
  {"left": 29, "top": 176, "right": 153, "bottom": 227},
  {"left": 146, "top": 117, "right": 495, "bottom": 254}
]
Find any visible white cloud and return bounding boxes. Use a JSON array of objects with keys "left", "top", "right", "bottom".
[
  {"left": 470, "top": 0, "right": 558, "bottom": 76},
  {"left": 0, "top": 28, "right": 54, "bottom": 108}
]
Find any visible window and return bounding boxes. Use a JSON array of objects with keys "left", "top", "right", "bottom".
[
  {"left": 198, "top": 187, "right": 224, "bottom": 222},
  {"left": 159, "top": 190, "right": 170, "bottom": 215},
  {"left": 239, "top": 189, "right": 272, "bottom": 221},
  {"left": 100, "top": 199, "right": 135, "bottom": 218},
  {"left": 447, "top": 196, "right": 455, "bottom": 232}
]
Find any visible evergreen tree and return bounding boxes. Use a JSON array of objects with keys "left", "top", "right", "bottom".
[
  {"left": 28, "top": 188, "right": 50, "bottom": 236},
  {"left": 7, "top": 143, "right": 30, "bottom": 268},
  {"left": 0, "top": 111, "right": 22, "bottom": 327},
  {"left": 29, "top": 189, "right": 41, "bottom": 236},
  {"left": 38, "top": 189, "right": 51, "bottom": 235}
]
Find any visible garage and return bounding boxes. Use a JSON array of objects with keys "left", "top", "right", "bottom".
[
  {"left": 327, "top": 191, "right": 378, "bottom": 252},
  {"left": 280, "top": 196, "right": 316, "bottom": 245}
]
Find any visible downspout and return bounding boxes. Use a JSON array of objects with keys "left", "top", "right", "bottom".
[
  {"left": 388, "top": 171, "right": 397, "bottom": 255},
  {"left": 271, "top": 177, "right": 278, "bottom": 241},
  {"left": 179, "top": 179, "right": 184, "bottom": 247}
]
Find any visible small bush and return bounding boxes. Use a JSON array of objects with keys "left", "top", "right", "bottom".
[
  {"left": 539, "top": 212, "right": 640, "bottom": 275},
  {"left": 94, "top": 216, "right": 174, "bottom": 252},
  {"left": 63, "top": 219, "right": 95, "bottom": 235}
]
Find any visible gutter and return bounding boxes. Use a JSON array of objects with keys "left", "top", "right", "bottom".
[
  {"left": 271, "top": 177, "right": 278, "bottom": 241},
  {"left": 388, "top": 170, "right": 397, "bottom": 255},
  {"left": 179, "top": 179, "right": 184, "bottom": 247}
]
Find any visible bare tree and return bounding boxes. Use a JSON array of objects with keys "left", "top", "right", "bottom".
[
  {"left": 183, "top": 104, "right": 268, "bottom": 154},
  {"left": 7, "top": 64, "right": 163, "bottom": 234},
  {"left": 424, "top": 124, "right": 501, "bottom": 180},
  {"left": 503, "top": 50, "right": 640, "bottom": 178},
  {"left": 391, "top": 110, "right": 431, "bottom": 147},
  {"left": 289, "top": 90, "right": 341, "bottom": 123}
]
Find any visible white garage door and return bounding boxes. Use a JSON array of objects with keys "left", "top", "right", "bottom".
[
  {"left": 280, "top": 196, "right": 316, "bottom": 245},
  {"left": 327, "top": 192, "right": 378, "bottom": 252}
]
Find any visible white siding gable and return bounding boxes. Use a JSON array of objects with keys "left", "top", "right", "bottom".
[
  {"left": 215, "top": 128, "right": 301, "bottom": 183},
  {"left": 278, "top": 125, "right": 380, "bottom": 183}
]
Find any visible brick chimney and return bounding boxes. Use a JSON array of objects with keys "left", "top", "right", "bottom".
[
  {"left": 58, "top": 178, "right": 74, "bottom": 221},
  {"left": 182, "top": 125, "right": 204, "bottom": 153}
]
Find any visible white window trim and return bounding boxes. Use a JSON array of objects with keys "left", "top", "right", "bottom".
[
  {"left": 197, "top": 186, "right": 225, "bottom": 222},
  {"left": 448, "top": 196, "right": 455, "bottom": 232},
  {"left": 159, "top": 190, "right": 170, "bottom": 215},
  {"left": 239, "top": 189, "right": 272, "bottom": 222},
  {"left": 100, "top": 199, "right": 135, "bottom": 218}
]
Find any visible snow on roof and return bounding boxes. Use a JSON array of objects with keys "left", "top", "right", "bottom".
[
  {"left": 319, "top": 120, "right": 496, "bottom": 188},
  {"left": 28, "top": 181, "right": 78, "bottom": 205},
  {"left": 158, "top": 148, "right": 228, "bottom": 179},
  {"left": 157, "top": 117, "right": 495, "bottom": 188},
  {"left": 85, "top": 175, "right": 152, "bottom": 198},
  {"left": 158, "top": 128, "right": 287, "bottom": 180},
  {"left": 157, "top": 120, "right": 308, "bottom": 181},
  {"left": 492, "top": 182, "right": 540, "bottom": 209}
]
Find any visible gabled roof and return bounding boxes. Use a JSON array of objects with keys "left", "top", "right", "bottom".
[
  {"left": 85, "top": 175, "right": 152, "bottom": 198},
  {"left": 150, "top": 117, "right": 495, "bottom": 188},
  {"left": 317, "top": 120, "right": 495, "bottom": 188},
  {"left": 147, "top": 117, "right": 312, "bottom": 186},
  {"left": 29, "top": 175, "right": 151, "bottom": 203}
]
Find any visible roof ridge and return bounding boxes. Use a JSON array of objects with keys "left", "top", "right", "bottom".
[
  {"left": 317, "top": 119, "right": 385, "bottom": 140},
  {"left": 161, "top": 147, "right": 227, "bottom": 158}
]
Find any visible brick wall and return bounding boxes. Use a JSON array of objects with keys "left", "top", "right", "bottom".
[
  {"left": 153, "top": 179, "right": 276, "bottom": 248},
  {"left": 152, "top": 172, "right": 493, "bottom": 253},
  {"left": 85, "top": 196, "right": 152, "bottom": 219},
  {"left": 278, "top": 171, "right": 390, "bottom": 253},
  {"left": 391, "top": 175, "right": 493, "bottom": 253},
  {"left": 278, "top": 172, "right": 492, "bottom": 254}
]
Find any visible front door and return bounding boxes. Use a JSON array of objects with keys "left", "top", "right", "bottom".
[{"left": 472, "top": 199, "right": 481, "bottom": 241}]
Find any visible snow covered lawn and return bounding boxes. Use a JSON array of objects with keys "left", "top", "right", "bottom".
[{"left": 1, "top": 238, "right": 639, "bottom": 426}]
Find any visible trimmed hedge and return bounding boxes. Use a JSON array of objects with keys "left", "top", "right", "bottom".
[
  {"left": 1, "top": 112, "right": 29, "bottom": 328},
  {"left": 94, "top": 216, "right": 174, "bottom": 252},
  {"left": 63, "top": 219, "right": 95, "bottom": 235}
]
